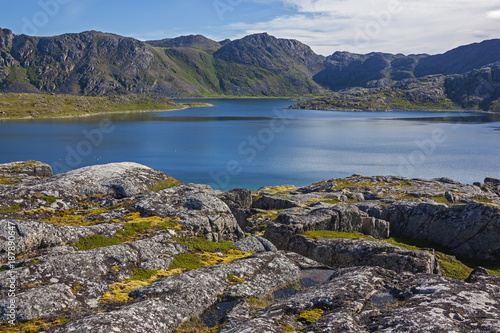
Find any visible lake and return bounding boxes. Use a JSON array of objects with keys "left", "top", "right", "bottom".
[{"left": 1, "top": 99, "right": 499, "bottom": 190}]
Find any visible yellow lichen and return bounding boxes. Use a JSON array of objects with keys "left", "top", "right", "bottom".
[{"left": 296, "top": 309, "right": 324, "bottom": 324}]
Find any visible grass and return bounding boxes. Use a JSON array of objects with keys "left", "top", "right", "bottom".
[
  {"left": 169, "top": 236, "right": 253, "bottom": 272},
  {"left": 0, "top": 316, "right": 68, "bottom": 333},
  {"left": 43, "top": 196, "right": 57, "bottom": 205},
  {"left": 0, "top": 93, "right": 209, "bottom": 119},
  {"left": 0, "top": 175, "right": 21, "bottom": 185},
  {"left": 71, "top": 214, "right": 185, "bottom": 250},
  {"left": 0, "top": 204, "right": 20, "bottom": 214},
  {"left": 70, "top": 281, "right": 84, "bottom": 295},
  {"left": 296, "top": 309, "right": 324, "bottom": 324},
  {"left": 172, "top": 317, "right": 220, "bottom": 333},
  {"left": 148, "top": 177, "right": 183, "bottom": 192},
  {"left": 302, "top": 230, "right": 500, "bottom": 281},
  {"left": 431, "top": 196, "right": 459, "bottom": 205},
  {"left": 227, "top": 273, "right": 245, "bottom": 285}
]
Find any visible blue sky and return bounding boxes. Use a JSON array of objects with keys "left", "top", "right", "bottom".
[{"left": 1, "top": 0, "right": 499, "bottom": 55}]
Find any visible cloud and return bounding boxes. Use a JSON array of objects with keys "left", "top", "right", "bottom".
[
  {"left": 487, "top": 9, "right": 500, "bottom": 19},
  {"left": 230, "top": 0, "right": 500, "bottom": 55}
]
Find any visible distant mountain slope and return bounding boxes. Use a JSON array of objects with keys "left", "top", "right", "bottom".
[
  {"left": 414, "top": 39, "right": 500, "bottom": 77},
  {"left": 0, "top": 27, "right": 499, "bottom": 106}
]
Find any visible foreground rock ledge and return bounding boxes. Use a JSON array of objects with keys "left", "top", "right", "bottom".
[{"left": 0, "top": 161, "right": 499, "bottom": 332}]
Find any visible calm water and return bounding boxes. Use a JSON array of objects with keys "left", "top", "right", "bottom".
[{"left": 1, "top": 99, "right": 499, "bottom": 190}]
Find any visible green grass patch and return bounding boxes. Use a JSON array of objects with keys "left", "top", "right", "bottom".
[
  {"left": 0, "top": 315, "right": 69, "bottom": 333},
  {"left": 296, "top": 309, "right": 324, "bottom": 324},
  {"left": 148, "top": 177, "right": 183, "bottom": 192},
  {"left": 172, "top": 317, "right": 220, "bottom": 333},
  {"left": 0, "top": 204, "right": 20, "bottom": 214},
  {"left": 227, "top": 273, "right": 245, "bottom": 285},
  {"left": 127, "top": 267, "right": 159, "bottom": 281},
  {"left": 0, "top": 175, "right": 20, "bottom": 185},
  {"left": 43, "top": 196, "right": 57, "bottom": 205},
  {"left": 431, "top": 196, "right": 457, "bottom": 205},
  {"left": 72, "top": 234, "right": 123, "bottom": 251}
]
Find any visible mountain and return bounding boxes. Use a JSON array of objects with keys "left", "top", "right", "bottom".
[
  {"left": 0, "top": 28, "right": 500, "bottom": 109},
  {"left": 0, "top": 29, "right": 325, "bottom": 97}
]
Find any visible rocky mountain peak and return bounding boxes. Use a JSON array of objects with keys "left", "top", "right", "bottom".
[{"left": 147, "top": 34, "right": 221, "bottom": 52}]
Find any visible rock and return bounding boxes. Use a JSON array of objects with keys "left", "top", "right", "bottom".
[
  {"left": 221, "top": 266, "right": 500, "bottom": 332},
  {"left": 11, "top": 162, "right": 171, "bottom": 198},
  {"left": 281, "top": 234, "right": 440, "bottom": 274},
  {"left": 381, "top": 202, "right": 500, "bottom": 261},
  {"left": 134, "top": 185, "right": 244, "bottom": 241},
  {"left": 0, "top": 232, "right": 186, "bottom": 293},
  {"left": 217, "top": 189, "right": 252, "bottom": 210},
  {"left": 0, "top": 219, "right": 123, "bottom": 264},
  {"left": 52, "top": 252, "right": 303, "bottom": 332},
  {"left": 0, "top": 161, "right": 52, "bottom": 185},
  {"left": 485, "top": 177, "right": 500, "bottom": 185},
  {"left": 252, "top": 194, "right": 299, "bottom": 210},
  {"left": 466, "top": 267, "right": 490, "bottom": 283},
  {"left": 232, "top": 235, "right": 278, "bottom": 252},
  {"left": 0, "top": 284, "right": 79, "bottom": 322},
  {"left": 263, "top": 203, "right": 389, "bottom": 250}
]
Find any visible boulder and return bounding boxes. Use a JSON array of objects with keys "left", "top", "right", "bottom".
[
  {"left": 13, "top": 162, "right": 170, "bottom": 198},
  {"left": 232, "top": 235, "right": 277, "bottom": 252},
  {"left": 134, "top": 185, "right": 244, "bottom": 241},
  {"left": 217, "top": 189, "right": 252, "bottom": 210},
  {"left": 0, "top": 161, "right": 52, "bottom": 186},
  {"left": 0, "top": 219, "right": 123, "bottom": 264},
  {"left": 282, "top": 234, "right": 440, "bottom": 274}
]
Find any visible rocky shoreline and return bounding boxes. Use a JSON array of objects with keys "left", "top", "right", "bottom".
[{"left": 0, "top": 161, "right": 499, "bottom": 332}]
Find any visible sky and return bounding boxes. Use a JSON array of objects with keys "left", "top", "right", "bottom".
[{"left": 0, "top": 0, "right": 499, "bottom": 56}]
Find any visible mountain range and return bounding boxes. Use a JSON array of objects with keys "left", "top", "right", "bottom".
[{"left": 0, "top": 28, "right": 499, "bottom": 110}]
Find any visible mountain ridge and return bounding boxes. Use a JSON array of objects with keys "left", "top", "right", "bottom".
[{"left": 1, "top": 28, "right": 500, "bottom": 110}]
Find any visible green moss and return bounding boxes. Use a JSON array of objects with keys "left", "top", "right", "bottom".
[
  {"left": 0, "top": 315, "right": 69, "bottom": 333},
  {"left": 322, "top": 198, "right": 340, "bottom": 205},
  {"left": 70, "top": 281, "right": 84, "bottom": 295},
  {"left": 281, "top": 325, "right": 295, "bottom": 332},
  {"left": 43, "top": 196, "right": 57, "bottom": 205},
  {"left": 474, "top": 198, "right": 495, "bottom": 205},
  {"left": 72, "top": 234, "right": 123, "bottom": 251},
  {"left": 227, "top": 273, "right": 245, "bottom": 285},
  {"left": 431, "top": 196, "right": 458, "bottom": 205},
  {"left": 172, "top": 317, "right": 220, "bottom": 333},
  {"left": 148, "top": 177, "right": 183, "bottom": 192},
  {"left": 296, "top": 309, "right": 324, "bottom": 324},
  {"left": 252, "top": 195, "right": 263, "bottom": 202},
  {"left": 128, "top": 268, "right": 159, "bottom": 281},
  {"left": 0, "top": 204, "right": 20, "bottom": 214},
  {"left": 247, "top": 297, "right": 273, "bottom": 313},
  {"left": 0, "top": 175, "right": 20, "bottom": 185}
]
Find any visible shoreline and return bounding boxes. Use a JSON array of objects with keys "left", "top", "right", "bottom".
[{"left": 0, "top": 103, "right": 215, "bottom": 121}]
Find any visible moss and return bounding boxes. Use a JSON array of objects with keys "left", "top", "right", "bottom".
[
  {"left": 43, "top": 196, "right": 57, "bottom": 205},
  {"left": 227, "top": 273, "right": 245, "bottom": 285},
  {"left": 252, "top": 195, "right": 263, "bottom": 202},
  {"left": 431, "top": 196, "right": 459, "bottom": 205},
  {"left": 474, "top": 198, "right": 495, "bottom": 205},
  {"left": 281, "top": 325, "right": 295, "bottom": 332},
  {"left": 0, "top": 315, "right": 69, "bottom": 333},
  {"left": 148, "top": 177, "right": 183, "bottom": 192},
  {"left": 322, "top": 198, "right": 340, "bottom": 205},
  {"left": 296, "top": 309, "right": 324, "bottom": 324},
  {"left": 169, "top": 236, "right": 253, "bottom": 272},
  {"left": 172, "top": 317, "right": 220, "bottom": 333},
  {"left": 100, "top": 269, "right": 177, "bottom": 304},
  {"left": 72, "top": 234, "right": 123, "bottom": 251},
  {"left": 257, "top": 185, "right": 297, "bottom": 194},
  {"left": 0, "top": 204, "right": 20, "bottom": 214},
  {"left": 70, "top": 281, "right": 84, "bottom": 295},
  {"left": 0, "top": 175, "right": 20, "bottom": 185},
  {"left": 247, "top": 297, "right": 273, "bottom": 313}
]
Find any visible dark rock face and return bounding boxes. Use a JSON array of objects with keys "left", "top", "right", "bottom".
[{"left": 382, "top": 202, "right": 500, "bottom": 261}]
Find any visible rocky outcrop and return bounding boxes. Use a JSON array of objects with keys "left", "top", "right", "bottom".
[
  {"left": 381, "top": 201, "right": 500, "bottom": 261},
  {"left": 134, "top": 185, "right": 244, "bottom": 242},
  {"left": 220, "top": 266, "right": 500, "bottom": 332},
  {"left": 0, "top": 161, "right": 52, "bottom": 185},
  {"left": 0, "top": 219, "right": 123, "bottom": 264},
  {"left": 50, "top": 252, "right": 303, "bottom": 332},
  {"left": 284, "top": 235, "right": 440, "bottom": 274},
  {"left": 1, "top": 161, "right": 499, "bottom": 332}
]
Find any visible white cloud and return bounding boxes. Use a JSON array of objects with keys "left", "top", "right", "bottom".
[
  {"left": 230, "top": 0, "right": 500, "bottom": 55},
  {"left": 487, "top": 9, "right": 500, "bottom": 19}
]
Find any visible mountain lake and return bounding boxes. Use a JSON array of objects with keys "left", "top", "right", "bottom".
[{"left": 1, "top": 99, "right": 499, "bottom": 190}]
